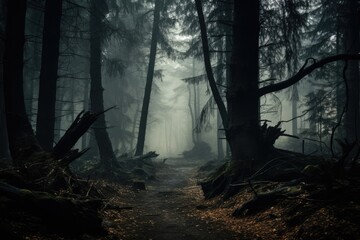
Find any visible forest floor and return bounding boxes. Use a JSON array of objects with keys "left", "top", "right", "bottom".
[
  {"left": 5, "top": 157, "right": 360, "bottom": 239},
  {"left": 100, "top": 158, "right": 360, "bottom": 240},
  {"left": 100, "top": 158, "right": 240, "bottom": 240}
]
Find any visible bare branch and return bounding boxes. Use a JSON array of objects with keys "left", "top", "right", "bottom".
[{"left": 259, "top": 54, "right": 360, "bottom": 96}]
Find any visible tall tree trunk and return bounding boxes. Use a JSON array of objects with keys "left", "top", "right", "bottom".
[
  {"left": 135, "top": 0, "right": 163, "bottom": 156},
  {"left": 130, "top": 90, "right": 141, "bottom": 152},
  {"left": 53, "top": 83, "right": 64, "bottom": 143},
  {"left": 81, "top": 79, "right": 90, "bottom": 150},
  {"left": 90, "top": 0, "right": 117, "bottom": 168},
  {"left": 217, "top": 40, "right": 225, "bottom": 160},
  {"left": 226, "top": 0, "right": 260, "bottom": 169},
  {"left": 291, "top": 85, "right": 299, "bottom": 136},
  {"left": 196, "top": 82, "right": 201, "bottom": 141},
  {"left": 0, "top": 0, "right": 11, "bottom": 163},
  {"left": 225, "top": 6, "right": 232, "bottom": 157},
  {"left": 194, "top": 0, "right": 228, "bottom": 128},
  {"left": 3, "top": 0, "right": 39, "bottom": 165},
  {"left": 187, "top": 84, "right": 196, "bottom": 144},
  {"left": 192, "top": 57, "right": 199, "bottom": 142},
  {"left": 344, "top": 0, "right": 360, "bottom": 143},
  {"left": 36, "top": 0, "right": 63, "bottom": 151},
  {"left": 24, "top": 3, "right": 43, "bottom": 120}
]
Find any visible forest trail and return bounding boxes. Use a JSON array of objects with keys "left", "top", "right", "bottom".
[{"left": 104, "top": 158, "right": 240, "bottom": 240}]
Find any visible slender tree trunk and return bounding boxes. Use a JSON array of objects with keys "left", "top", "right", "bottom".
[
  {"left": 196, "top": 82, "right": 201, "bottom": 141},
  {"left": 90, "top": 0, "right": 117, "bottom": 167},
  {"left": 192, "top": 57, "right": 199, "bottom": 142},
  {"left": 217, "top": 111, "right": 225, "bottom": 160},
  {"left": 195, "top": 0, "right": 228, "bottom": 128},
  {"left": 217, "top": 41, "right": 225, "bottom": 160},
  {"left": 3, "top": 0, "right": 39, "bottom": 164},
  {"left": 135, "top": 0, "right": 163, "bottom": 156},
  {"left": 36, "top": 0, "right": 63, "bottom": 150},
  {"left": 226, "top": 0, "right": 260, "bottom": 168},
  {"left": 193, "top": 84, "right": 198, "bottom": 141},
  {"left": 53, "top": 83, "right": 64, "bottom": 143},
  {"left": 130, "top": 91, "right": 141, "bottom": 152},
  {"left": 344, "top": 0, "right": 360, "bottom": 142},
  {"left": 291, "top": 85, "right": 298, "bottom": 136},
  {"left": 81, "top": 80, "right": 90, "bottom": 150},
  {"left": 187, "top": 84, "right": 196, "bottom": 144},
  {"left": 0, "top": 0, "right": 11, "bottom": 163},
  {"left": 225, "top": 7, "right": 232, "bottom": 157}
]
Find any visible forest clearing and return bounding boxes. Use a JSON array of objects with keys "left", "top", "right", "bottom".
[{"left": 1, "top": 0, "right": 360, "bottom": 239}]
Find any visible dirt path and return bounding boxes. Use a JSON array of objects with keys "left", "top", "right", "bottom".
[{"left": 107, "top": 158, "right": 240, "bottom": 240}]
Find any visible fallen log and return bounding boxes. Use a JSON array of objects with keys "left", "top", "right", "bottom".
[{"left": 131, "top": 151, "right": 159, "bottom": 161}]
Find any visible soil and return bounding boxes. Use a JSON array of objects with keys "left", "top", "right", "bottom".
[
  {"left": 5, "top": 158, "right": 360, "bottom": 240},
  {"left": 102, "top": 158, "right": 241, "bottom": 240}
]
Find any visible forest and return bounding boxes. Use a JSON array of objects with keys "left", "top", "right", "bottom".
[{"left": 1, "top": 0, "right": 360, "bottom": 239}]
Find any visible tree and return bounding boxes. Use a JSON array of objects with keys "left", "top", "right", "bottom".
[
  {"left": 3, "top": 0, "right": 40, "bottom": 165},
  {"left": 89, "top": 0, "right": 118, "bottom": 168},
  {"left": 343, "top": 0, "right": 360, "bottom": 143},
  {"left": 0, "top": 0, "right": 11, "bottom": 163},
  {"left": 195, "top": 0, "right": 360, "bottom": 184},
  {"left": 135, "top": 0, "right": 163, "bottom": 156},
  {"left": 36, "top": 0, "right": 63, "bottom": 150}
]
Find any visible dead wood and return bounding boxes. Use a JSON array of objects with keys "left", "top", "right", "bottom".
[
  {"left": 52, "top": 110, "right": 99, "bottom": 159},
  {"left": 130, "top": 151, "right": 159, "bottom": 161}
]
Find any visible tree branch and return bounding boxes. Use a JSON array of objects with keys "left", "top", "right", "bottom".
[{"left": 259, "top": 54, "right": 360, "bottom": 96}]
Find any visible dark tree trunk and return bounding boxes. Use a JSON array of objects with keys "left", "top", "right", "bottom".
[
  {"left": 0, "top": 0, "right": 11, "bottom": 163},
  {"left": 135, "top": 0, "right": 163, "bottom": 156},
  {"left": 24, "top": 3, "right": 43, "bottom": 119},
  {"left": 3, "top": 0, "right": 39, "bottom": 165},
  {"left": 226, "top": 0, "right": 260, "bottom": 170},
  {"left": 36, "top": 0, "right": 63, "bottom": 151},
  {"left": 216, "top": 40, "right": 225, "bottom": 160},
  {"left": 195, "top": 0, "right": 228, "bottom": 130},
  {"left": 344, "top": 0, "right": 360, "bottom": 143},
  {"left": 89, "top": 0, "right": 117, "bottom": 168},
  {"left": 187, "top": 84, "right": 196, "bottom": 144},
  {"left": 81, "top": 80, "right": 90, "bottom": 150},
  {"left": 195, "top": 0, "right": 260, "bottom": 170},
  {"left": 291, "top": 85, "right": 299, "bottom": 136}
]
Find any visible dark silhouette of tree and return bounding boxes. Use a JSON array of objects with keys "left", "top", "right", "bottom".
[
  {"left": 0, "top": 0, "right": 10, "bottom": 163},
  {"left": 343, "top": 0, "right": 360, "bottom": 143},
  {"left": 36, "top": 0, "right": 63, "bottom": 151},
  {"left": 3, "top": 0, "right": 40, "bottom": 165},
  {"left": 135, "top": 0, "right": 163, "bottom": 156},
  {"left": 196, "top": 0, "right": 360, "bottom": 185},
  {"left": 89, "top": 0, "right": 118, "bottom": 168}
]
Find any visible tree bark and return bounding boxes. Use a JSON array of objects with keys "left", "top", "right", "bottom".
[
  {"left": 0, "top": 0, "right": 11, "bottom": 163},
  {"left": 3, "top": 0, "right": 39, "bottom": 165},
  {"left": 344, "top": 0, "right": 360, "bottom": 143},
  {"left": 89, "top": 0, "right": 117, "bottom": 168},
  {"left": 135, "top": 0, "right": 163, "bottom": 156},
  {"left": 36, "top": 0, "right": 63, "bottom": 151},
  {"left": 226, "top": 0, "right": 261, "bottom": 167}
]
